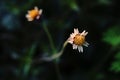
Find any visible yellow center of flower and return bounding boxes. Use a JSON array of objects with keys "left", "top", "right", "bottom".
[
  {"left": 29, "top": 9, "right": 39, "bottom": 19},
  {"left": 73, "top": 34, "right": 85, "bottom": 45}
]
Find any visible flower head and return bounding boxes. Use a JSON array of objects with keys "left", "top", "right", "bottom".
[
  {"left": 67, "top": 28, "right": 89, "bottom": 52},
  {"left": 26, "top": 6, "right": 42, "bottom": 21}
]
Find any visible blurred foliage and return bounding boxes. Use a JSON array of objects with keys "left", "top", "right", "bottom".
[
  {"left": 102, "top": 26, "right": 120, "bottom": 73},
  {"left": 6, "top": 0, "right": 35, "bottom": 15},
  {"left": 20, "top": 43, "right": 37, "bottom": 77},
  {"left": 110, "top": 52, "right": 120, "bottom": 73},
  {"left": 98, "top": 0, "right": 112, "bottom": 5},
  {"left": 61, "top": 0, "right": 79, "bottom": 11},
  {"left": 96, "top": 73, "right": 104, "bottom": 80},
  {"left": 102, "top": 26, "right": 120, "bottom": 47}
]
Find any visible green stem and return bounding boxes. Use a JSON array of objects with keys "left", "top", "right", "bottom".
[
  {"left": 42, "top": 22, "right": 62, "bottom": 80},
  {"left": 42, "top": 22, "right": 56, "bottom": 53},
  {"left": 51, "top": 40, "right": 68, "bottom": 60},
  {"left": 40, "top": 40, "right": 68, "bottom": 61},
  {"left": 54, "top": 59, "right": 62, "bottom": 80}
]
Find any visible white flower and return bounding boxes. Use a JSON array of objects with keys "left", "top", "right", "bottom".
[
  {"left": 26, "top": 6, "right": 42, "bottom": 21},
  {"left": 67, "top": 28, "right": 89, "bottom": 52}
]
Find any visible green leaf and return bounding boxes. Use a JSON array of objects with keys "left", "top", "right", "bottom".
[
  {"left": 114, "top": 52, "right": 120, "bottom": 59},
  {"left": 102, "top": 26, "right": 120, "bottom": 46},
  {"left": 19, "top": 43, "right": 37, "bottom": 77},
  {"left": 110, "top": 52, "right": 120, "bottom": 73},
  {"left": 61, "top": 0, "right": 79, "bottom": 11},
  {"left": 110, "top": 61, "right": 120, "bottom": 73},
  {"left": 98, "top": 0, "right": 111, "bottom": 5}
]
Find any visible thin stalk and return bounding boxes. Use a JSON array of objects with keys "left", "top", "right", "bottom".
[
  {"left": 53, "top": 41, "right": 68, "bottom": 80},
  {"left": 39, "top": 40, "right": 68, "bottom": 61},
  {"left": 54, "top": 59, "right": 62, "bottom": 80},
  {"left": 42, "top": 22, "right": 64, "bottom": 80},
  {"left": 53, "top": 41, "right": 67, "bottom": 80},
  {"left": 42, "top": 22, "right": 56, "bottom": 53}
]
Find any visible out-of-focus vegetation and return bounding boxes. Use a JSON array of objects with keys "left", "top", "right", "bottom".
[
  {"left": 1, "top": 0, "right": 120, "bottom": 80},
  {"left": 103, "top": 26, "right": 120, "bottom": 47},
  {"left": 103, "top": 26, "right": 120, "bottom": 73},
  {"left": 110, "top": 52, "right": 120, "bottom": 73}
]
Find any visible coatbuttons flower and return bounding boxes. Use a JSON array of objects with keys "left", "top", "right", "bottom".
[
  {"left": 26, "top": 6, "right": 42, "bottom": 21},
  {"left": 67, "top": 28, "right": 89, "bottom": 52}
]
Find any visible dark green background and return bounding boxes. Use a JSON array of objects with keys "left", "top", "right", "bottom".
[{"left": 0, "top": 0, "right": 120, "bottom": 80}]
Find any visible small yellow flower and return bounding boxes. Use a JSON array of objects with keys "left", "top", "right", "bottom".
[
  {"left": 26, "top": 6, "right": 42, "bottom": 21},
  {"left": 67, "top": 28, "right": 89, "bottom": 52}
]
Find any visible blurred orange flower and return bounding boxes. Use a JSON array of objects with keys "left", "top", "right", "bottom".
[{"left": 26, "top": 6, "right": 42, "bottom": 21}]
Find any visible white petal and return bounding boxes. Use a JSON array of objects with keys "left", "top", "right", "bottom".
[
  {"left": 36, "top": 15, "right": 40, "bottom": 19},
  {"left": 70, "top": 33, "right": 76, "bottom": 38},
  {"left": 67, "top": 38, "right": 73, "bottom": 44},
  {"left": 84, "top": 32, "right": 88, "bottom": 36},
  {"left": 68, "top": 41, "right": 73, "bottom": 44},
  {"left": 26, "top": 14, "right": 33, "bottom": 21},
  {"left": 83, "top": 42, "right": 89, "bottom": 47},
  {"left": 34, "top": 6, "right": 38, "bottom": 10},
  {"left": 26, "top": 14, "right": 30, "bottom": 18},
  {"left": 81, "top": 30, "right": 86, "bottom": 35},
  {"left": 81, "top": 30, "right": 88, "bottom": 36},
  {"left": 73, "top": 44, "right": 78, "bottom": 49},
  {"left": 78, "top": 46, "right": 83, "bottom": 52},
  {"left": 74, "top": 28, "right": 79, "bottom": 34},
  {"left": 39, "top": 9, "right": 43, "bottom": 15},
  {"left": 28, "top": 18, "right": 33, "bottom": 21},
  {"left": 28, "top": 10, "right": 30, "bottom": 13}
]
